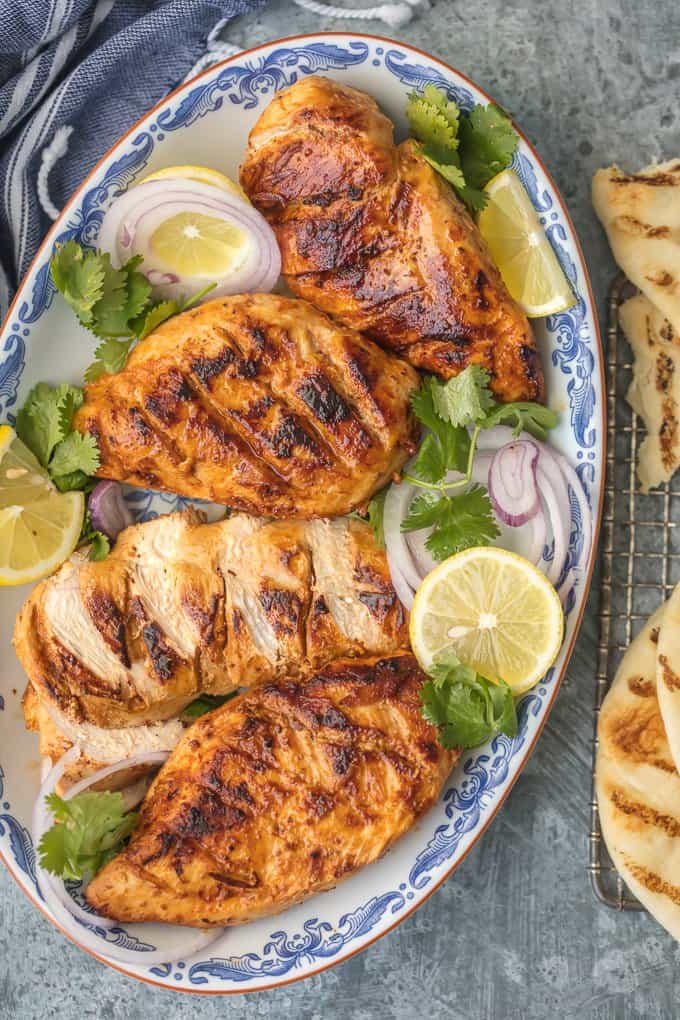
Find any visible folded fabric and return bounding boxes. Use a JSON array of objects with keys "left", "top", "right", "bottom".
[{"left": 0, "top": 0, "right": 268, "bottom": 318}]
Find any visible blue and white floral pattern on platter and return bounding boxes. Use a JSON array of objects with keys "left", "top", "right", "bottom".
[{"left": 0, "top": 35, "right": 603, "bottom": 993}]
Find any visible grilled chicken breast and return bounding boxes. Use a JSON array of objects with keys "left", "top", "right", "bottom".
[
  {"left": 73, "top": 293, "right": 419, "bottom": 517},
  {"left": 86, "top": 654, "right": 456, "bottom": 927},
  {"left": 240, "top": 76, "right": 543, "bottom": 403},
  {"left": 22, "top": 683, "right": 185, "bottom": 794},
  {"left": 14, "top": 512, "right": 408, "bottom": 730}
]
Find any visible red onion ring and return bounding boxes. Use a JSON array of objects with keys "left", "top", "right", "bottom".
[
  {"left": 88, "top": 481, "right": 133, "bottom": 541},
  {"left": 97, "top": 178, "right": 280, "bottom": 301},
  {"left": 549, "top": 448, "right": 593, "bottom": 563},
  {"left": 382, "top": 426, "right": 591, "bottom": 610},
  {"left": 488, "top": 441, "right": 541, "bottom": 527},
  {"left": 535, "top": 463, "right": 569, "bottom": 586},
  {"left": 32, "top": 749, "right": 225, "bottom": 964},
  {"left": 383, "top": 480, "right": 423, "bottom": 592}
]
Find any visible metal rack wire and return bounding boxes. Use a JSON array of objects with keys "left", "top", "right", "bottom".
[{"left": 589, "top": 274, "right": 680, "bottom": 910}]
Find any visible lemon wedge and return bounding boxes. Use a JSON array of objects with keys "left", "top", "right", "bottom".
[
  {"left": 478, "top": 169, "right": 575, "bottom": 318},
  {"left": 0, "top": 426, "right": 84, "bottom": 586},
  {"left": 409, "top": 546, "right": 563, "bottom": 696},
  {"left": 141, "top": 165, "right": 247, "bottom": 200}
]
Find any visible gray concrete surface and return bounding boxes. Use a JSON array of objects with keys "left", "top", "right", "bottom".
[{"left": 2, "top": 1, "right": 680, "bottom": 1017}]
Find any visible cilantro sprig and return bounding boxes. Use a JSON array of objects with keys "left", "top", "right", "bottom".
[
  {"left": 421, "top": 648, "right": 518, "bottom": 749},
  {"left": 406, "top": 85, "right": 519, "bottom": 212},
  {"left": 15, "top": 382, "right": 110, "bottom": 557},
  {"left": 399, "top": 366, "right": 557, "bottom": 562},
  {"left": 50, "top": 241, "right": 216, "bottom": 381},
  {"left": 16, "top": 382, "right": 99, "bottom": 490},
  {"left": 38, "top": 790, "right": 138, "bottom": 880}
]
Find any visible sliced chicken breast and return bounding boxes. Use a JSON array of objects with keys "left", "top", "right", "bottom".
[
  {"left": 14, "top": 512, "right": 408, "bottom": 729},
  {"left": 22, "top": 683, "right": 185, "bottom": 794}
]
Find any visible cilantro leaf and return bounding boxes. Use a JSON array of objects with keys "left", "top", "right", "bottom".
[
  {"left": 38, "top": 790, "right": 138, "bottom": 880},
  {"left": 425, "top": 486, "right": 500, "bottom": 561},
  {"left": 409, "top": 434, "right": 449, "bottom": 484},
  {"left": 401, "top": 492, "right": 448, "bottom": 532},
  {"left": 15, "top": 385, "right": 64, "bottom": 467},
  {"left": 431, "top": 366, "right": 495, "bottom": 427},
  {"left": 131, "top": 299, "right": 179, "bottom": 342},
  {"left": 428, "top": 647, "right": 478, "bottom": 688},
  {"left": 14, "top": 383, "right": 80, "bottom": 467},
  {"left": 421, "top": 153, "right": 466, "bottom": 190},
  {"left": 405, "top": 88, "right": 518, "bottom": 213},
  {"left": 183, "top": 692, "right": 239, "bottom": 719},
  {"left": 410, "top": 377, "right": 470, "bottom": 482},
  {"left": 458, "top": 104, "right": 518, "bottom": 193},
  {"left": 455, "top": 183, "right": 489, "bottom": 214},
  {"left": 52, "top": 470, "right": 91, "bottom": 493},
  {"left": 89, "top": 531, "right": 111, "bottom": 561},
  {"left": 366, "top": 487, "right": 387, "bottom": 548},
  {"left": 411, "top": 376, "right": 441, "bottom": 433},
  {"left": 50, "top": 431, "right": 100, "bottom": 480},
  {"left": 50, "top": 242, "right": 218, "bottom": 381},
  {"left": 85, "top": 337, "right": 136, "bottom": 382},
  {"left": 50, "top": 241, "right": 104, "bottom": 326},
  {"left": 482, "top": 401, "right": 559, "bottom": 441},
  {"left": 420, "top": 648, "right": 518, "bottom": 749},
  {"left": 15, "top": 382, "right": 83, "bottom": 467},
  {"left": 422, "top": 679, "right": 496, "bottom": 748},
  {"left": 407, "top": 91, "right": 459, "bottom": 159},
  {"left": 79, "top": 509, "right": 111, "bottom": 560}
]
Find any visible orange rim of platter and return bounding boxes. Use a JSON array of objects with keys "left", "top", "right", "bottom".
[{"left": 0, "top": 32, "right": 606, "bottom": 994}]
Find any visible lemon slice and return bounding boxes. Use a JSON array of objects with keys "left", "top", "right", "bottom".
[
  {"left": 149, "top": 211, "right": 249, "bottom": 277},
  {"left": 478, "top": 169, "right": 575, "bottom": 318},
  {"left": 141, "top": 165, "right": 247, "bottom": 201},
  {"left": 409, "top": 546, "right": 564, "bottom": 695},
  {"left": 0, "top": 426, "right": 84, "bottom": 586}
]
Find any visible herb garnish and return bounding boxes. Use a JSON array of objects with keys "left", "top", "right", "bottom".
[
  {"left": 38, "top": 791, "right": 138, "bottom": 880},
  {"left": 400, "top": 366, "right": 557, "bottom": 562},
  {"left": 406, "top": 85, "right": 519, "bottom": 212},
  {"left": 50, "top": 241, "right": 216, "bottom": 381},
  {"left": 16, "top": 382, "right": 99, "bottom": 491},
  {"left": 15, "top": 382, "right": 109, "bottom": 558},
  {"left": 421, "top": 648, "right": 518, "bottom": 749}
]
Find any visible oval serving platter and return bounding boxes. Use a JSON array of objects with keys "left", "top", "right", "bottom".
[{"left": 0, "top": 33, "right": 604, "bottom": 993}]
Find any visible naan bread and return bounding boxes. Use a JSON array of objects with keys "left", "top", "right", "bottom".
[
  {"left": 593, "top": 160, "right": 680, "bottom": 336},
  {"left": 620, "top": 293, "right": 680, "bottom": 490},
  {"left": 657, "top": 583, "right": 680, "bottom": 776},
  {"left": 596, "top": 603, "right": 680, "bottom": 939}
]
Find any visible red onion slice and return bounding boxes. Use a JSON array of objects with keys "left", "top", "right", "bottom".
[
  {"left": 549, "top": 448, "right": 593, "bottom": 563},
  {"left": 385, "top": 551, "right": 416, "bottom": 611},
  {"left": 488, "top": 441, "right": 541, "bottom": 527},
  {"left": 535, "top": 461, "right": 570, "bottom": 586},
  {"left": 88, "top": 481, "right": 133, "bottom": 540},
  {"left": 383, "top": 480, "right": 423, "bottom": 592},
  {"left": 32, "top": 749, "right": 225, "bottom": 964},
  {"left": 97, "top": 177, "right": 280, "bottom": 302},
  {"left": 380, "top": 424, "right": 592, "bottom": 613}
]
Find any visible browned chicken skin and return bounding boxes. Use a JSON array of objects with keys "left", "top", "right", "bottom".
[
  {"left": 14, "top": 512, "right": 408, "bottom": 730},
  {"left": 86, "top": 654, "right": 457, "bottom": 927},
  {"left": 241, "top": 76, "right": 543, "bottom": 403},
  {"left": 73, "top": 292, "right": 419, "bottom": 517}
]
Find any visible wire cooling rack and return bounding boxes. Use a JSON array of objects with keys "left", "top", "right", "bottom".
[{"left": 589, "top": 274, "right": 680, "bottom": 909}]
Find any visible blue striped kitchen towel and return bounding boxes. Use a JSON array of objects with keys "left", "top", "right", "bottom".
[{"left": 0, "top": 0, "right": 268, "bottom": 319}]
